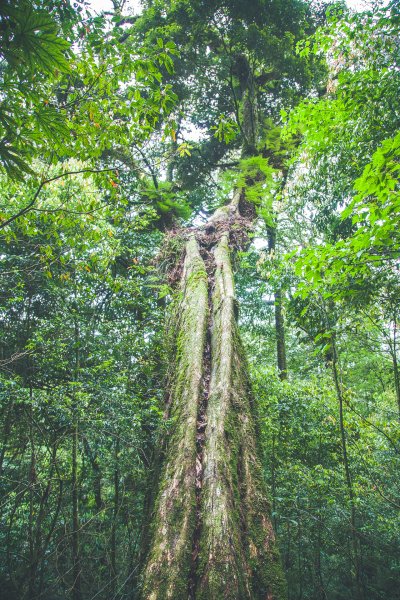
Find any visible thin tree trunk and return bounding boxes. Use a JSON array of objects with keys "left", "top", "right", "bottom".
[
  {"left": 267, "top": 228, "right": 287, "bottom": 380},
  {"left": 297, "top": 511, "right": 303, "bottom": 600},
  {"left": 83, "top": 437, "right": 103, "bottom": 512},
  {"left": 28, "top": 388, "right": 37, "bottom": 600},
  {"left": 72, "top": 416, "right": 81, "bottom": 600},
  {"left": 274, "top": 289, "right": 288, "bottom": 381},
  {"left": 271, "top": 433, "right": 278, "bottom": 533},
  {"left": 141, "top": 197, "right": 286, "bottom": 599},
  {"left": 38, "top": 450, "right": 63, "bottom": 599},
  {"left": 315, "top": 435, "right": 327, "bottom": 600},
  {"left": 393, "top": 351, "right": 400, "bottom": 417},
  {"left": 330, "top": 342, "right": 363, "bottom": 600},
  {"left": 72, "top": 316, "right": 82, "bottom": 600},
  {"left": 111, "top": 435, "right": 120, "bottom": 595},
  {"left": 390, "top": 317, "right": 400, "bottom": 417}
]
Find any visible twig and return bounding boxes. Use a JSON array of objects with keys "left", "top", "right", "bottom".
[{"left": 0, "top": 168, "right": 117, "bottom": 229}]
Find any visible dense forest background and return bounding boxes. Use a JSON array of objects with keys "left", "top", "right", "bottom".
[{"left": 0, "top": 0, "right": 399, "bottom": 599}]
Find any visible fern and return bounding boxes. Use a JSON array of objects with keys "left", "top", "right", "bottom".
[{"left": 0, "top": 1, "right": 70, "bottom": 74}]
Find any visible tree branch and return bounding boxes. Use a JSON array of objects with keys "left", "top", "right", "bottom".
[{"left": 0, "top": 168, "right": 117, "bottom": 229}]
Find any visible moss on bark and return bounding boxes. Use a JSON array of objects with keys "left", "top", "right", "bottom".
[
  {"left": 197, "top": 233, "right": 287, "bottom": 600},
  {"left": 197, "top": 233, "right": 252, "bottom": 599},
  {"left": 141, "top": 226, "right": 286, "bottom": 600},
  {"left": 141, "top": 236, "right": 208, "bottom": 600}
]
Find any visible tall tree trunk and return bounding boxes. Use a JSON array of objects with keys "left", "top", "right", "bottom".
[
  {"left": 72, "top": 415, "right": 81, "bottom": 600},
  {"left": 267, "top": 227, "right": 287, "bottom": 380},
  {"left": 111, "top": 435, "right": 120, "bottom": 596},
  {"left": 141, "top": 197, "right": 286, "bottom": 599},
  {"left": 71, "top": 316, "right": 82, "bottom": 600},
  {"left": 330, "top": 341, "right": 364, "bottom": 600},
  {"left": 83, "top": 437, "right": 103, "bottom": 512},
  {"left": 28, "top": 389, "right": 37, "bottom": 600},
  {"left": 389, "top": 316, "right": 400, "bottom": 417}
]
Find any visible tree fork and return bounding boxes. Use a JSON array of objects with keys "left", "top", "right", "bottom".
[{"left": 141, "top": 200, "right": 286, "bottom": 599}]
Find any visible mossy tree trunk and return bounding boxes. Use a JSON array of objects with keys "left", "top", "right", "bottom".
[{"left": 141, "top": 198, "right": 286, "bottom": 600}]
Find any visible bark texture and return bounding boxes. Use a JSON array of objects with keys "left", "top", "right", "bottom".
[
  {"left": 141, "top": 202, "right": 286, "bottom": 600},
  {"left": 142, "top": 236, "right": 209, "bottom": 599}
]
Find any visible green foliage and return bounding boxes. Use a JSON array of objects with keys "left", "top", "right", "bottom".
[
  {"left": 236, "top": 248, "right": 400, "bottom": 598},
  {"left": 0, "top": 0, "right": 179, "bottom": 182},
  {"left": 252, "top": 367, "right": 400, "bottom": 600},
  {"left": 220, "top": 156, "right": 277, "bottom": 225},
  {"left": 0, "top": 0, "right": 71, "bottom": 178},
  {"left": 0, "top": 1, "right": 71, "bottom": 73},
  {"left": 0, "top": 157, "right": 167, "bottom": 599},
  {"left": 292, "top": 131, "right": 400, "bottom": 304},
  {"left": 211, "top": 114, "right": 240, "bottom": 144}
]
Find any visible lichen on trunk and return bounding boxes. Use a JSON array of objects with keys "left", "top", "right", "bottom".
[
  {"left": 141, "top": 204, "right": 286, "bottom": 600},
  {"left": 197, "top": 233, "right": 286, "bottom": 600},
  {"left": 197, "top": 232, "right": 252, "bottom": 599}
]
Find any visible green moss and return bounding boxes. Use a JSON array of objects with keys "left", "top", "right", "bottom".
[
  {"left": 157, "top": 232, "right": 186, "bottom": 278},
  {"left": 141, "top": 237, "right": 208, "bottom": 600},
  {"left": 142, "top": 233, "right": 287, "bottom": 600}
]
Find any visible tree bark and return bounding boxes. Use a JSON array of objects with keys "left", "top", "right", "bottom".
[
  {"left": 141, "top": 235, "right": 209, "bottom": 599},
  {"left": 111, "top": 435, "right": 120, "bottom": 595},
  {"left": 389, "top": 316, "right": 400, "bottom": 417},
  {"left": 274, "top": 289, "right": 288, "bottom": 381},
  {"left": 71, "top": 415, "right": 81, "bottom": 600},
  {"left": 71, "top": 315, "right": 82, "bottom": 600},
  {"left": 267, "top": 227, "right": 287, "bottom": 380},
  {"left": 28, "top": 391, "right": 37, "bottom": 600},
  {"left": 330, "top": 341, "right": 364, "bottom": 600},
  {"left": 141, "top": 198, "right": 286, "bottom": 599}
]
